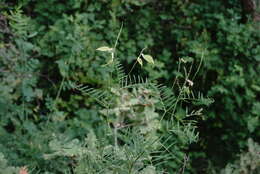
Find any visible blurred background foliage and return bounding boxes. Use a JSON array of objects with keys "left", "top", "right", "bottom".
[{"left": 0, "top": 0, "right": 259, "bottom": 173}]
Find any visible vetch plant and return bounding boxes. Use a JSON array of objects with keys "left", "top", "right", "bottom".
[{"left": 66, "top": 28, "right": 212, "bottom": 173}]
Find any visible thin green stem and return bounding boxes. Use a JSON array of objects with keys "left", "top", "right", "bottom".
[
  {"left": 114, "top": 127, "right": 118, "bottom": 149},
  {"left": 127, "top": 47, "right": 147, "bottom": 76},
  {"left": 127, "top": 60, "right": 138, "bottom": 76},
  {"left": 55, "top": 76, "right": 66, "bottom": 103},
  {"left": 113, "top": 23, "right": 123, "bottom": 51},
  {"left": 192, "top": 50, "right": 205, "bottom": 81},
  {"left": 172, "top": 58, "right": 182, "bottom": 89}
]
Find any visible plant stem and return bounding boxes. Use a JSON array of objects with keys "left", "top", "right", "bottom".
[
  {"left": 114, "top": 127, "right": 118, "bottom": 149},
  {"left": 127, "top": 47, "right": 147, "bottom": 76},
  {"left": 192, "top": 49, "right": 205, "bottom": 81}
]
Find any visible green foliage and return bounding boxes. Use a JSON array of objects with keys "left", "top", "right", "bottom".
[
  {"left": 221, "top": 139, "right": 260, "bottom": 174},
  {"left": 0, "top": 0, "right": 259, "bottom": 173},
  {"left": 72, "top": 131, "right": 161, "bottom": 174},
  {"left": 0, "top": 5, "right": 207, "bottom": 173},
  {"left": 0, "top": 153, "right": 19, "bottom": 174}
]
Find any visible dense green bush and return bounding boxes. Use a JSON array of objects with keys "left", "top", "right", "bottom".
[
  {"left": 0, "top": 4, "right": 207, "bottom": 173},
  {"left": 220, "top": 139, "right": 260, "bottom": 174},
  {"left": 0, "top": 0, "right": 259, "bottom": 173}
]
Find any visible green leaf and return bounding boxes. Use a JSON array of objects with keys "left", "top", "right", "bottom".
[
  {"left": 180, "top": 56, "right": 194, "bottom": 63},
  {"left": 137, "top": 57, "right": 143, "bottom": 66},
  {"left": 96, "top": 46, "right": 113, "bottom": 52},
  {"left": 142, "top": 54, "right": 154, "bottom": 64},
  {"left": 140, "top": 166, "right": 156, "bottom": 174},
  {"left": 102, "top": 58, "right": 114, "bottom": 67},
  {"left": 28, "top": 32, "right": 38, "bottom": 38}
]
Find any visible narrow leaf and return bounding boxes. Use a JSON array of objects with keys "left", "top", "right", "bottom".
[
  {"left": 137, "top": 57, "right": 143, "bottom": 66},
  {"left": 102, "top": 58, "right": 113, "bottom": 67},
  {"left": 186, "top": 79, "right": 194, "bottom": 86},
  {"left": 142, "top": 54, "right": 154, "bottom": 64},
  {"left": 180, "top": 56, "right": 193, "bottom": 63},
  {"left": 96, "top": 46, "right": 113, "bottom": 52}
]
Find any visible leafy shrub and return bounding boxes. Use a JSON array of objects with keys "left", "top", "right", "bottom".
[
  {"left": 0, "top": 5, "right": 210, "bottom": 173},
  {"left": 0, "top": 0, "right": 259, "bottom": 173},
  {"left": 221, "top": 139, "right": 260, "bottom": 174},
  {"left": 0, "top": 153, "right": 19, "bottom": 174}
]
